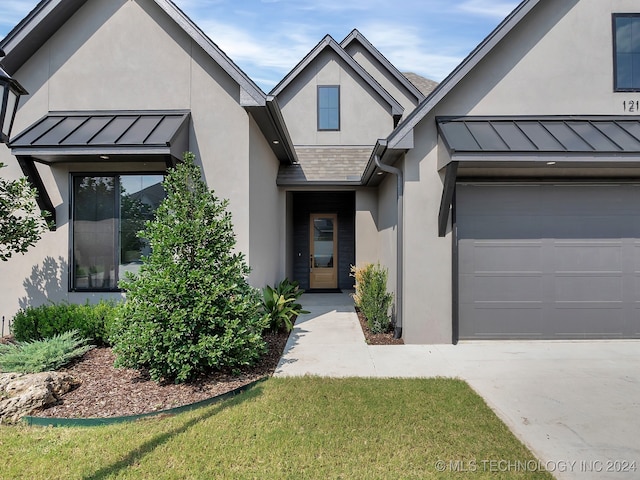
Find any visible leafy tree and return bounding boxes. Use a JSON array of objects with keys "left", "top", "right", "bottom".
[
  {"left": 111, "top": 152, "right": 267, "bottom": 383},
  {"left": 0, "top": 162, "right": 49, "bottom": 261}
]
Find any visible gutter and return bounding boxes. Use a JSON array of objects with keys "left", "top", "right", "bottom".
[{"left": 373, "top": 141, "right": 403, "bottom": 339}]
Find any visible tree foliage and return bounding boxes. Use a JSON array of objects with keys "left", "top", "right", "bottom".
[
  {"left": 110, "top": 152, "right": 267, "bottom": 383},
  {"left": 0, "top": 162, "right": 49, "bottom": 261}
]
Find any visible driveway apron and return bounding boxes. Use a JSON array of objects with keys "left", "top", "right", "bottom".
[{"left": 275, "top": 293, "right": 640, "bottom": 480}]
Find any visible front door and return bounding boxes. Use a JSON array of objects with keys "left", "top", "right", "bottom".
[{"left": 310, "top": 213, "right": 338, "bottom": 289}]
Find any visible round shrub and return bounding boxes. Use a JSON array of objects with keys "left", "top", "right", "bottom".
[{"left": 11, "top": 300, "right": 118, "bottom": 346}]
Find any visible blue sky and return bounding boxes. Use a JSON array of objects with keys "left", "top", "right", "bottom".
[{"left": 0, "top": 0, "right": 520, "bottom": 91}]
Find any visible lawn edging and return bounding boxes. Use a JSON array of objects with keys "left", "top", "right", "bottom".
[{"left": 22, "top": 377, "right": 267, "bottom": 428}]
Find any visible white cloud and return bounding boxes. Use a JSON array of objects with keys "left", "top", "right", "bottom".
[
  {"left": 0, "top": 1, "right": 33, "bottom": 30},
  {"left": 196, "top": 19, "right": 322, "bottom": 89},
  {"left": 360, "top": 24, "right": 465, "bottom": 81},
  {"left": 457, "top": 0, "right": 519, "bottom": 19}
]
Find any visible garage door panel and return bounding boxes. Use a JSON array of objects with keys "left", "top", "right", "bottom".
[
  {"left": 553, "top": 243, "right": 622, "bottom": 271},
  {"left": 554, "top": 275, "right": 623, "bottom": 302},
  {"left": 457, "top": 184, "right": 640, "bottom": 340},
  {"left": 460, "top": 274, "right": 543, "bottom": 302},
  {"left": 460, "top": 241, "right": 542, "bottom": 271},
  {"left": 459, "top": 305, "right": 544, "bottom": 338},
  {"left": 548, "top": 307, "right": 624, "bottom": 338}
]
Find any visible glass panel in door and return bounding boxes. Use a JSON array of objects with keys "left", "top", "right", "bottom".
[{"left": 310, "top": 213, "right": 338, "bottom": 289}]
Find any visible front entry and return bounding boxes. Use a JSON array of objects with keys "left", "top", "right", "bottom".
[{"left": 310, "top": 213, "right": 338, "bottom": 289}]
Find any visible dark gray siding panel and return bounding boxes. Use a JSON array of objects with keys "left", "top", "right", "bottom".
[
  {"left": 457, "top": 183, "right": 640, "bottom": 339},
  {"left": 292, "top": 191, "right": 355, "bottom": 290}
]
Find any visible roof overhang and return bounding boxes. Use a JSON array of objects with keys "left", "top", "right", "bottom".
[
  {"left": 10, "top": 110, "right": 190, "bottom": 164},
  {"left": 270, "top": 35, "right": 404, "bottom": 121},
  {"left": 246, "top": 96, "right": 298, "bottom": 164},
  {"left": 437, "top": 116, "right": 640, "bottom": 237}
]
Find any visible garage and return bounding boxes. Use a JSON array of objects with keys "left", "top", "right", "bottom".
[{"left": 456, "top": 183, "right": 640, "bottom": 340}]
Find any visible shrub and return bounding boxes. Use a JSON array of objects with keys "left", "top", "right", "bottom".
[
  {"left": 0, "top": 330, "right": 94, "bottom": 373},
  {"left": 11, "top": 300, "right": 119, "bottom": 346},
  {"left": 262, "top": 278, "right": 309, "bottom": 332},
  {"left": 351, "top": 263, "right": 393, "bottom": 334},
  {"left": 111, "top": 152, "right": 268, "bottom": 383}
]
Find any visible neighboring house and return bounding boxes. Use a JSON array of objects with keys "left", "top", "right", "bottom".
[{"left": 2, "top": 0, "right": 640, "bottom": 344}]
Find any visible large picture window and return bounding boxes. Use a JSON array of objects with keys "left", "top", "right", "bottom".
[
  {"left": 318, "top": 85, "right": 340, "bottom": 130},
  {"left": 72, "top": 174, "right": 164, "bottom": 291},
  {"left": 614, "top": 14, "right": 640, "bottom": 91}
]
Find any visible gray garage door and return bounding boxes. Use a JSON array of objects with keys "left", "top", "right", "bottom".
[{"left": 457, "top": 183, "right": 640, "bottom": 339}]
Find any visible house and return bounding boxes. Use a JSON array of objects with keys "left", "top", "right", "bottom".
[{"left": 2, "top": 0, "right": 640, "bottom": 344}]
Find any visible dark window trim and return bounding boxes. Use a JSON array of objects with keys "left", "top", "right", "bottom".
[
  {"left": 613, "top": 13, "right": 640, "bottom": 92},
  {"left": 317, "top": 85, "right": 340, "bottom": 131},
  {"left": 69, "top": 171, "right": 165, "bottom": 293}
]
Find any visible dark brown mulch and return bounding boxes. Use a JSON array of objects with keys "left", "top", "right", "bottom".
[
  {"left": 34, "top": 331, "right": 289, "bottom": 419},
  {"left": 356, "top": 309, "right": 404, "bottom": 345}
]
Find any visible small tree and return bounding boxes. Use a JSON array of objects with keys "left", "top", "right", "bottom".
[
  {"left": 0, "top": 162, "right": 49, "bottom": 261},
  {"left": 111, "top": 152, "right": 267, "bottom": 383}
]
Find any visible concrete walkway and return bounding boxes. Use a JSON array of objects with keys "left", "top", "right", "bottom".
[{"left": 275, "top": 293, "right": 640, "bottom": 480}]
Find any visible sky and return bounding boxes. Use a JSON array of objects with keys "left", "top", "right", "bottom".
[{"left": 0, "top": 0, "right": 520, "bottom": 91}]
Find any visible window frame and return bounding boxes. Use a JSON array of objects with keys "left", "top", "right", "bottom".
[
  {"left": 69, "top": 171, "right": 165, "bottom": 293},
  {"left": 613, "top": 13, "right": 640, "bottom": 92},
  {"left": 317, "top": 85, "right": 340, "bottom": 131}
]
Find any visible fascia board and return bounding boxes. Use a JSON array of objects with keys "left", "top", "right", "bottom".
[
  {"left": 340, "top": 29, "right": 425, "bottom": 103},
  {"left": 386, "top": 0, "right": 542, "bottom": 149}
]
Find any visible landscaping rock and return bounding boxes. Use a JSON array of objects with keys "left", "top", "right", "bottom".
[{"left": 0, "top": 372, "right": 80, "bottom": 424}]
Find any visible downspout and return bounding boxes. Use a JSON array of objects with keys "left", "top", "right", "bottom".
[{"left": 374, "top": 143, "right": 403, "bottom": 339}]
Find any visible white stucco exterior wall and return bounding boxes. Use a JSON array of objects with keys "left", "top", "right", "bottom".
[
  {"left": 0, "top": 0, "right": 281, "bottom": 323},
  {"left": 277, "top": 50, "right": 396, "bottom": 146},
  {"left": 354, "top": 187, "right": 379, "bottom": 267},
  {"left": 400, "top": 0, "right": 640, "bottom": 344}
]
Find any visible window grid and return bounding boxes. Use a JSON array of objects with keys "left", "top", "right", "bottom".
[{"left": 318, "top": 85, "right": 340, "bottom": 131}]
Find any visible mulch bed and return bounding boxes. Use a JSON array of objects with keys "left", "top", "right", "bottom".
[
  {"left": 8, "top": 305, "right": 399, "bottom": 420},
  {"left": 33, "top": 331, "right": 289, "bottom": 419},
  {"left": 355, "top": 309, "right": 404, "bottom": 345}
]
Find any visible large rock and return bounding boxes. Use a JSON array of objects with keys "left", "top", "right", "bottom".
[{"left": 0, "top": 372, "right": 80, "bottom": 424}]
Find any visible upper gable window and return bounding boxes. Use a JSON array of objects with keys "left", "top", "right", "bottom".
[
  {"left": 614, "top": 14, "right": 640, "bottom": 91},
  {"left": 318, "top": 86, "right": 340, "bottom": 131}
]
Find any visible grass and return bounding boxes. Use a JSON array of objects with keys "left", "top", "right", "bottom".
[{"left": 1, "top": 377, "right": 552, "bottom": 479}]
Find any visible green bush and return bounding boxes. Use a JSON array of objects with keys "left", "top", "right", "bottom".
[
  {"left": 111, "top": 152, "right": 268, "bottom": 384},
  {"left": 0, "top": 330, "right": 94, "bottom": 373},
  {"left": 351, "top": 263, "right": 393, "bottom": 334},
  {"left": 11, "top": 300, "right": 119, "bottom": 346},
  {"left": 262, "top": 278, "right": 309, "bottom": 332}
]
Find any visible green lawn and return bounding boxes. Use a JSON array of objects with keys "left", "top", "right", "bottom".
[{"left": 1, "top": 378, "right": 552, "bottom": 479}]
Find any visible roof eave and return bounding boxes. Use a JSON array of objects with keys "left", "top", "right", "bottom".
[
  {"left": 0, "top": 0, "right": 90, "bottom": 74},
  {"left": 340, "top": 29, "right": 425, "bottom": 103},
  {"left": 0, "top": 0, "right": 267, "bottom": 107},
  {"left": 152, "top": 0, "right": 266, "bottom": 107},
  {"left": 386, "top": 0, "right": 542, "bottom": 150},
  {"left": 270, "top": 34, "right": 404, "bottom": 117}
]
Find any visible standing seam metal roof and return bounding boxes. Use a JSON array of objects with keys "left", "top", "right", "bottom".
[
  {"left": 437, "top": 117, "right": 640, "bottom": 155},
  {"left": 10, "top": 111, "right": 190, "bottom": 161}
]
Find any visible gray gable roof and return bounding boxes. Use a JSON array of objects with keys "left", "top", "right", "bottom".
[
  {"left": 0, "top": 0, "right": 297, "bottom": 162},
  {"left": 0, "top": 0, "right": 89, "bottom": 74},
  {"left": 0, "top": 0, "right": 265, "bottom": 106},
  {"left": 386, "top": 0, "right": 543, "bottom": 150},
  {"left": 340, "top": 29, "right": 425, "bottom": 104},
  {"left": 270, "top": 34, "right": 404, "bottom": 120}
]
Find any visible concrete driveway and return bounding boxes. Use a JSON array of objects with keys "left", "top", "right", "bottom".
[{"left": 276, "top": 293, "right": 640, "bottom": 480}]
